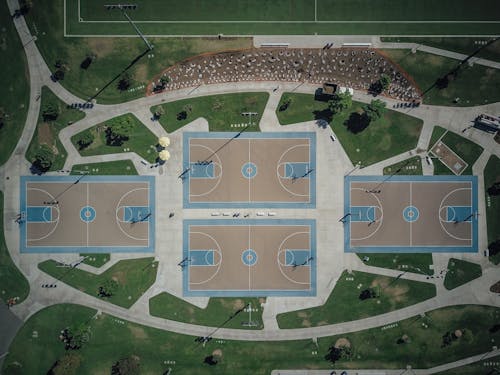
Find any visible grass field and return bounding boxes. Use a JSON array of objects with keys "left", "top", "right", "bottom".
[
  {"left": 484, "top": 155, "right": 500, "bottom": 260},
  {"left": 0, "top": 192, "right": 30, "bottom": 304},
  {"left": 357, "top": 253, "right": 434, "bottom": 276},
  {"left": 24, "top": 0, "right": 252, "bottom": 104},
  {"left": 276, "top": 270, "right": 436, "bottom": 328},
  {"left": 443, "top": 258, "right": 482, "bottom": 290},
  {"left": 65, "top": 0, "right": 500, "bottom": 35},
  {"left": 70, "top": 159, "right": 138, "bottom": 175},
  {"left": 4, "top": 303, "right": 499, "bottom": 374},
  {"left": 79, "top": 253, "right": 110, "bottom": 268},
  {"left": 381, "top": 37, "right": 500, "bottom": 63},
  {"left": 38, "top": 258, "right": 158, "bottom": 308},
  {"left": 383, "top": 156, "right": 423, "bottom": 175},
  {"left": 276, "top": 93, "right": 423, "bottom": 167},
  {"left": 151, "top": 92, "right": 268, "bottom": 132},
  {"left": 71, "top": 113, "right": 158, "bottom": 163},
  {"left": 0, "top": 1, "right": 30, "bottom": 166},
  {"left": 25, "top": 87, "right": 85, "bottom": 171},
  {"left": 149, "top": 294, "right": 265, "bottom": 330},
  {"left": 428, "top": 127, "right": 484, "bottom": 175},
  {"left": 382, "top": 49, "right": 500, "bottom": 107}
]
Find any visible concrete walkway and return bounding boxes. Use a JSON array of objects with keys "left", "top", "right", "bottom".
[{"left": 1, "top": 4, "right": 499, "bottom": 373}]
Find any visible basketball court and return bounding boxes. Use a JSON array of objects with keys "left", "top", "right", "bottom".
[
  {"left": 20, "top": 175, "right": 155, "bottom": 253},
  {"left": 183, "top": 132, "right": 316, "bottom": 208},
  {"left": 344, "top": 175, "right": 478, "bottom": 253},
  {"left": 183, "top": 219, "right": 316, "bottom": 296}
]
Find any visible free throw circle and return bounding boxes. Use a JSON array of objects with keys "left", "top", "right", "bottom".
[
  {"left": 403, "top": 206, "right": 419, "bottom": 222},
  {"left": 241, "top": 162, "right": 257, "bottom": 179},
  {"left": 80, "top": 206, "right": 96, "bottom": 222},
  {"left": 242, "top": 249, "right": 258, "bottom": 266}
]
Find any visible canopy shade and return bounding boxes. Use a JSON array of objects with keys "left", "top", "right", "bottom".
[
  {"left": 159, "top": 149, "right": 171, "bottom": 161},
  {"left": 158, "top": 136, "right": 170, "bottom": 147}
]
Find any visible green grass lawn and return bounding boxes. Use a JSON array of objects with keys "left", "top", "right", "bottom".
[
  {"left": 276, "top": 93, "right": 423, "bottom": 167},
  {"left": 381, "top": 37, "right": 500, "bottom": 63},
  {"left": 25, "top": 86, "right": 85, "bottom": 171},
  {"left": 151, "top": 93, "right": 269, "bottom": 132},
  {"left": 64, "top": 0, "right": 500, "bottom": 35},
  {"left": 0, "top": 191, "right": 30, "bottom": 304},
  {"left": 71, "top": 114, "right": 158, "bottom": 163},
  {"left": 484, "top": 156, "right": 500, "bottom": 264},
  {"left": 38, "top": 258, "right": 158, "bottom": 308},
  {"left": 428, "top": 127, "right": 484, "bottom": 175},
  {"left": 383, "top": 156, "right": 423, "bottom": 175},
  {"left": 4, "top": 303, "right": 500, "bottom": 374},
  {"left": 70, "top": 160, "right": 138, "bottom": 175},
  {"left": 0, "top": 1, "right": 30, "bottom": 166},
  {"left": 357, "top": 253, "right": 434, "bottom": 276},
  {"left": 277, "top": 270, "right": 436, "bottom": 328},
  {"left": 428, "top": 125, "right": 448, "bottom": 149},
  {"left": 24, "top": 0, "right": 252, "bottom": 104},
  {"left": 443, "top": 258, "right": 482, "bottom": 290},
  {"left": 149, "top": 293, "right": 265, "bottom": 329},
  {"left": 382, "top": 49, "right": 500, "bottom": 106},
  {"left": 79, "top": 254, "right": 110, "bottom": 268}
]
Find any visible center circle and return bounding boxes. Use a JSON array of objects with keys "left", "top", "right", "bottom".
[
  {"left": 241, "top": 249, "right": 258, "bottom": 266},
  {"left": 80, "top": 206, "right": 96, "bottom": 222},
  {"left": 241, "top": 162, "right": 257, "bottom": 179},
  {"left": 403, "top": 206, "right": 419, "bottom": 222}
]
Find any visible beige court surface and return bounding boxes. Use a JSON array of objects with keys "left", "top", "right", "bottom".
[
  {"left": 20, "top": 176, "right": 154, "bottom": 253},
  {"left": 183, "top": 132, "right": 316, "bottom": 208},
  {"left": 345, "top": 176, "right": 478, "bottom": 253},
  {"left": 183, "top": 220, "right": 316, "bottom": 296}
]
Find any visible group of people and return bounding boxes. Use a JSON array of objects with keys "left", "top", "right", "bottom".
[{"left": 153, "top": 47, "right": 420, "bottom": 102}]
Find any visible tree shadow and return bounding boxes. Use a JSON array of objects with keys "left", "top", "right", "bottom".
[
  {"left": 344, "top": 112, "right": 371, "bottom": 134},
  {"left": 313, "top": 108, "right": 333, "bottom": 123}
]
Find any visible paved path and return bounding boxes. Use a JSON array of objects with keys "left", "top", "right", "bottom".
[{"left": 1, "top": 6, "right": 499, "bottom": 372}]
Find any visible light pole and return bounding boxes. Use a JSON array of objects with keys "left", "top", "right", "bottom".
[{"left": 104, "top": 4, "right": 153, "bottom": 50}]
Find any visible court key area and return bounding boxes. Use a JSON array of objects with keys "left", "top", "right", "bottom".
[
  {"left": 183, "top": 219, "right": 316, "bottom": 296},
  {"left": 183, "top": 132, "right": 316, "bottom": 208},
  {"left": 344, "top": 175, "right": 478, "bottom": 253},
  {"left": 20, "top": 175, "right": 155, "bottom": 253}
]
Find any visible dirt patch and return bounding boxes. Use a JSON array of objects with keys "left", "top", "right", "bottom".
[
  {"left": 212, "top": 349, "right": 223, "bottom": 357},
  {"left": 258, "top": 298, "right": 265, "bottom": 304},
  {"left": 334, "top": 337, "right": 351, "bottom": 348},
  {"left": 86, "top": 38, "right": 115, "bottom": 58},
  {"left": 301, "top": 319, "right": 311, "bottom": 327},
  {"left": 134, "top": 64, "right": 149, "bottom": 83},
  {"left": 425, "top": 54, "right": 446, "bottom": 67},
  {"left": 232, "top": 299, "right": 245, "bottom": 310},
  {"left": 370, "top": 277, "right": 390, "bottom": 289},
  {"left": 385, "top": 284, "right": 409, "bottom": 302},
  {"left": 111, "top": 271, "right": 126, "bottom": 284},
  {"left": 317, "top": 320, "right": 329, "bottom": 326},
  {"left": 128, "top": 326, "right": 148, "bottom": 340},
  {"left": 297, "top": 311, "right": 310, "bottom": 319},
  {"left": 38, "top": 123, "right": 53, "bottom": 146}
]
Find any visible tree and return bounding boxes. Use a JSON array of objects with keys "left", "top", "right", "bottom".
[
  {"left": 344, "top": 111, "right": 370, "bottom": 134},
  {"left": 177, "top": 110, "right": 187, "bottom": 121},
  {"left": 53, "top": 69, "right": 65, "bottom": 81},
  {"left": 59, "top": 324, "right": 91, "bottom": 350},
  {"left": 359, "top": 288, "right": 377, "bottom": 300},
  {"left": 33, "top": 144, "right": 55, "bottom": 172},
  {"left": 488, "top": 240, "right": 500, "bottom": 257},
  {"left": 105, "top": 117, "right": 134, "bottom": 146},
  {"left": 111, "top": 356, "right": 140, "bottom": 375},
  {"left": 42, "top": 102, "right": 60, "bottom": 121},
  {"left": 379, "top": 74, "right": 391, "bottom": 91},
  {"left": 117, "top": 73, "right": 131, "bottom": 91},
  {"left": 328, "top": 91, "right": 352, "bottom": 115},
  {"left": 487, "top": 182, "right": 500, "bottom": 196},
  {"left": 97, "top": 278, "right": 118, "bottom": 298},
  {"left": 19, "top": 0, "right": 33, "bottom": 15},
  {"left": 279, "top": 96, "right": 292, "bottom": 112},
  {"left": 76, "top": 132, "right": 94, "bottom": 150},
  {"left": 363, "top": 99, "right": 387, "bottom": 121},
  {"left": 0, "top": 108, "right": 5, "bottom": 129},
  {"left": 80, "top": 56, "right": 93, "bottom": 70},
  {"left": 47, "top": 353, "right": 82, "bottom": 375},
  {"left": 324, "top": 344, "right": 353, "bottom": 364}
]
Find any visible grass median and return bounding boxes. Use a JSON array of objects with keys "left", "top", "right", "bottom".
[
  {"left": 4, "top": 303, "right": 500, "bottom": 374},
  {"left": 277, "top": 270, "right": 436, "bottom": 328},
  {"left": 38, "top": 258, "right": 158, "bottom": 308},
  {"left": 276, "top": 93, "right": 423, "bottom": 167}
]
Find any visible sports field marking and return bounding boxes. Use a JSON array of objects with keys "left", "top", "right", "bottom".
[
  {"left": 20, "top": 176, "right": 155, "bottom": 253},
  {"left": 183, "top": 219, "right": 316, "bottom": 297},
  {"left": 344, "top": 175, "right": 478, "bottom": 253}
]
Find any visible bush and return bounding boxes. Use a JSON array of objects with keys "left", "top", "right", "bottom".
[
  {"left": 42, "top": 102, "right": 59, "bottom": 121},
  {"left": 111, "top": 356, "right": 140, "bottom": 375},
  {"left": 33, "top": 144, "right": 55, "bottom": 171},
  {"left": 76, "top": 133, "right": 94, "bottom": 150}
]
